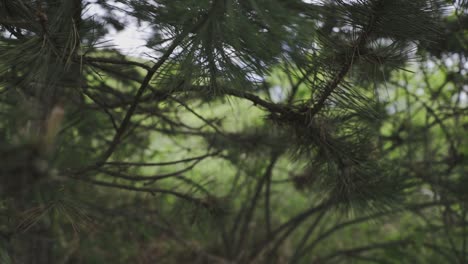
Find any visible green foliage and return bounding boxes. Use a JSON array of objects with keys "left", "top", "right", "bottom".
[{"left": 0, "top": 0, "right": 467, "bottom": 263}]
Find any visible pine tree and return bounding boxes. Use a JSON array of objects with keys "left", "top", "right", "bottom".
[{"left": 0, "top": 0, "right": 466, "bottom": 263}]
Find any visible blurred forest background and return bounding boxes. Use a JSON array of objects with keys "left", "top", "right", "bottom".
[{"left": 0, "top": 0, "right": 467, "bottom": 263}]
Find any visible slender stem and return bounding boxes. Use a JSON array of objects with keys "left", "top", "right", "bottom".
[{"left": 234, "top": 153, "right": 279, "bottom": 256}]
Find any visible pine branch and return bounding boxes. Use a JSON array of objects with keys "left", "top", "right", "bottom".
[
  {"left": 84, "top": 56, "right": 152, "bottom": 71},
  {"left": 78, "top": 177, "right": 203, "bottom": 205},
  {"left": 318, "top": 239, "right": 412, "bottom": 263},
  {"left": 93, "top": 1, "right": 222, "bottom": 168},
  {"left": 307, "top": 0, "right": 384, "bottom": 118}
]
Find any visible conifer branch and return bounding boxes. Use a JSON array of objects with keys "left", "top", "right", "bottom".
[{"left": 307, "top": 0, "right": 383, "bottom": 118}]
